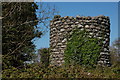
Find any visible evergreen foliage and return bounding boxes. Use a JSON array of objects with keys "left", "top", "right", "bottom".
[
  {"left": 2, "top": 2, "right": 57, "bottom": 69},
  {"left": 38, "top": 48, "right": 50, "bottom": 67},
  {"left": 2, "top": 2, "right": 40, "bottom": 69}
]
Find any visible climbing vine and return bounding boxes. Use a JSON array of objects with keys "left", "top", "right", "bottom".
[{"left": 64, "top": 28, "right": 103, "bottom": 67}]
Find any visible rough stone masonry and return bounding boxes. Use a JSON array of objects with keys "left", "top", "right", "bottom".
[{"left": 50, "top": 15, "right": 111, "bottom": 67}]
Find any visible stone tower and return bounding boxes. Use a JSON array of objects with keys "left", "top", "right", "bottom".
[{"left": 50, "top": 15, "right": 111, "bottom": 67}]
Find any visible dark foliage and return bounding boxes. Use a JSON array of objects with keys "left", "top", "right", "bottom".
[
  {"left": 38, "top": 48, "right": 50, "bottom": 67},
  {"left": 2, "top": 2, "right": 41, "bottom": 69}
]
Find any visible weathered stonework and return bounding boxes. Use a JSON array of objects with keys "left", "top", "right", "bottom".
[{"left": 50, "top": 15, "right": 111, "bottom": 67}]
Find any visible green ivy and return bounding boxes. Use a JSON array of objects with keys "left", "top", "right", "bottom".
[{"left": 64, "top": 28, "right": 102, "bottom": 68}]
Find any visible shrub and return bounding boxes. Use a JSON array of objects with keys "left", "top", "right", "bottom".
[
  {"left": 2, "top": 63, "right": 120, "bottom": 78},
  {"left": 38, "top": 48, "right": 50, "bottom": 67}
]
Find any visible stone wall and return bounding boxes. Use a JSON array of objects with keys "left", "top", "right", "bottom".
[{"left": 50, "top": 15, "right": 111, "bottom": 67}]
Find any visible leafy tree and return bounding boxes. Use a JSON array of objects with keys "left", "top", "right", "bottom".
[
  {"left": 38, "top": 48, "right": 50, "bottom": 67},
  {"left": 110, "top": 38, "right": 120, "bottom": 66},
  {"left": 64, "top": 28, "right": 102, "bottom": 68},
  {"left": 2, "top": 2, "right": 57, "bottom": 69}
]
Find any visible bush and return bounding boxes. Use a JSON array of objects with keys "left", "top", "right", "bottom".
[
  {"left": 38, "top": 48, "right": 50, "bottom": 67},
  {"left": 2, "top": 63, "right": 120, "bottom": 78}
]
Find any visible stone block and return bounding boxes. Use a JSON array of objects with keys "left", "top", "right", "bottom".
[
  {"left": 85, "top": 25, "right": 89, "bottom": 28},
  {"left": 57, "top": 43, "right": 62, "bottom": 46},
  {"left": 75, "top": 22, "right": 79, "bottom": 24},
  {"left": 65, "top": 25, "right": 69, "bottom": 28},
  {"left": 77, "top": 24, "right": 83, "bottom": 28},
  {"left": 62, "top": 39, "right": 67, "bottom": 43},
  {"left": 60, "top": 29, "right": 65, "bottom": 32},
  {"left": 100, "top": 52, "right": 109, "bottom": 55}
]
